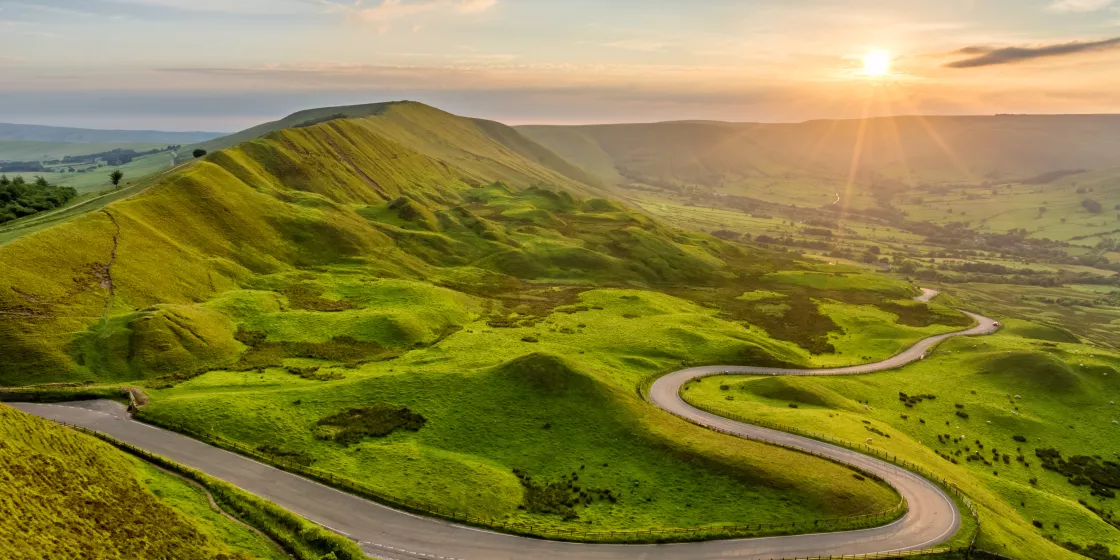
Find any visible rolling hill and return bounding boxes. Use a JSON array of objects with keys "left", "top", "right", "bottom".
[
  {"left": 0, "top": 122, "right": 222, "bottom": 144},
  {"left": 519, "top": 115, "right": 1120, "bottom": 189}
]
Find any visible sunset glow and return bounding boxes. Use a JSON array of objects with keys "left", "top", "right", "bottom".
[{"left": 862, "top": 51, "right": 892, "bottom": 77}]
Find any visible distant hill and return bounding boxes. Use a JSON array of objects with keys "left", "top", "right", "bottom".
[
  {"left": 0, "top": 140, "right": 172, "bottom": 162},
  {"left": 518, "top": 114, "right": 1120, "bottom": 187},
  {"left": 0, "top": 123, "right": 223, "bottom": 144}
]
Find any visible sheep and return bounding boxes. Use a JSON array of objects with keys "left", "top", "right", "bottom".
[
  {"left": 866, "top": 438, "right": 874, "bottom": 444},
  {"left": 1014, "top": 395, "right": 1022, "bottom": 399}
]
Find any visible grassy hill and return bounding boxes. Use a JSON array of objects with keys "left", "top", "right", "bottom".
[
  {"left": 0, "top": 404, "right": 285, "bottom": 560},
  {"left": 192, "top": 101, "right": 602, "bottom": 191},
  {"left": 0, "top": 101, "right": 967, "bottom": 537}
]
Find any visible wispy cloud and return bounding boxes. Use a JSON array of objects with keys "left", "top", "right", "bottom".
[
  {"left": 601, "top": 39, "right": 666, "bottom": 52},
  {"left": 354, "top": 0, "right": 496, "bottom": 22},
  {"left": 1046, "top": 0, "right": 1114, "bottom": 13},
  {"left": 945, "top": 36, "right": 1120, "bottom": 68}
]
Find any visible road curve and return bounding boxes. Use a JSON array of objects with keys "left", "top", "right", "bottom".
[{"left": 12, "top": 291, "right": 999, "bottom": 560}]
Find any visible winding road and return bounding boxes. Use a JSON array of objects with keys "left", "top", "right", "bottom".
[{"left": 12, "top": 289, "right": 1000, "bottom": 560}]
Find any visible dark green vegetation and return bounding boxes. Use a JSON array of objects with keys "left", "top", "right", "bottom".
[
  {"left": 0, "top": 404, "right": 284, "bottom": 560},
  {"left": 314, "top": 404, "right": 428, "bottom": 444},
  {"left": 0, "top": 101, "right": 959, "bottom": 537},
  {"left": 687, "top": 320, "right": 1120, "bottom": 560},
  {"left": 0, "top": 175, "right": 77, "bottom": 223}
]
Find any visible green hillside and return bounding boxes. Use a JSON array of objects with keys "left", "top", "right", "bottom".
[
  {"left": 193, "top": 101, "right": 601, "bottom": 191},
  {"left": 0, "top": 102, "right": 966, "bottom": 537},
  {"left": 0, "top": 404, "right": 284, "bottom": 560}
]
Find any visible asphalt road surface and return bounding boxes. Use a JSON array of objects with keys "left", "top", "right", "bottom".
[{"left": 12, "top": 290, "right": 999, "bottom": 560}]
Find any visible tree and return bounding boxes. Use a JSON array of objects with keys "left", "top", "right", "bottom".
[
  {"left": 193, "top": 149, "right": 207, "bottom": 159},
  {"left": 109, "top": 170, "right": 124, "bottom": 189}
]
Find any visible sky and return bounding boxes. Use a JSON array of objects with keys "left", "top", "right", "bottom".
[{"left": 1, "top": 0, "right": 1119, "bottom": 131}]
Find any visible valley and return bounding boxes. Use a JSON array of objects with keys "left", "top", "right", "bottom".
[{"left": 1, "top": 102, "right": 1118, "bottom": 560}]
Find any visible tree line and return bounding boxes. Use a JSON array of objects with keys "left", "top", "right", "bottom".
[{"left": 0, "top": 175, "right": 78, "bottom": 224}]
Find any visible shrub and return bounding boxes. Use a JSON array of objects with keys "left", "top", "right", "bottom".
[{"left": 314, "top": 405, "right": 427, "bottom": 445}]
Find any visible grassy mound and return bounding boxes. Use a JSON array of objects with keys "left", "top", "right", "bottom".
[
  {"left": 736, "top": 377, "right": 858, "bottom": 411},
  {"left": 1001, "top": 320, "right": 1081, "bottom": 344},
  {"left": 976, "top": 351, "right": 1082, "bottom": 392},
  {"left": 494, "top": 352, "right": 598, "bottom": 396}
]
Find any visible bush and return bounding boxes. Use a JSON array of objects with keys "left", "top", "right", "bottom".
[{"left": 314, "top": 405, "right": 427, "bottom": 445}]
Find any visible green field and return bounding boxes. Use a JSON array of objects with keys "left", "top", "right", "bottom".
[
  {"left": 17, "top": 150, "right": 178, "bottom": 193},
  {"left": 0, "top": 140, "right": 170, "bottom": 162},
  {"left": 685, "top": 318, "right": 1120, "bottom": 560}
]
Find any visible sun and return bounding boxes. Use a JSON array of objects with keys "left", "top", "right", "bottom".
[{"left": 862, "top": 50, "right": 891, "bottom": 77}]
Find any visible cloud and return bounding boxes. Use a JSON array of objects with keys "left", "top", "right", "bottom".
[
  {"left": 601, "top": 39, "right": 666, "bottom": 52},
  {"left": 355, "top": 0, "right": 496, "bottom": 22},
  {"left": 1046, "top": 0, "right": 1114, "bottom": 12},
  {"left": 945, "top": 36, "right": 1120, "bottom": 68}
]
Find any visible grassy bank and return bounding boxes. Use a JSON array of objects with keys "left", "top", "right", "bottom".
[{"left": 0, "top": 404, "right": 289, "bottom": 559}]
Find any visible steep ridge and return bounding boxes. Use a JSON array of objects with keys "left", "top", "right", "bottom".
[{"left": 193, "top": 102, "right": 602, "bottom": 195}]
